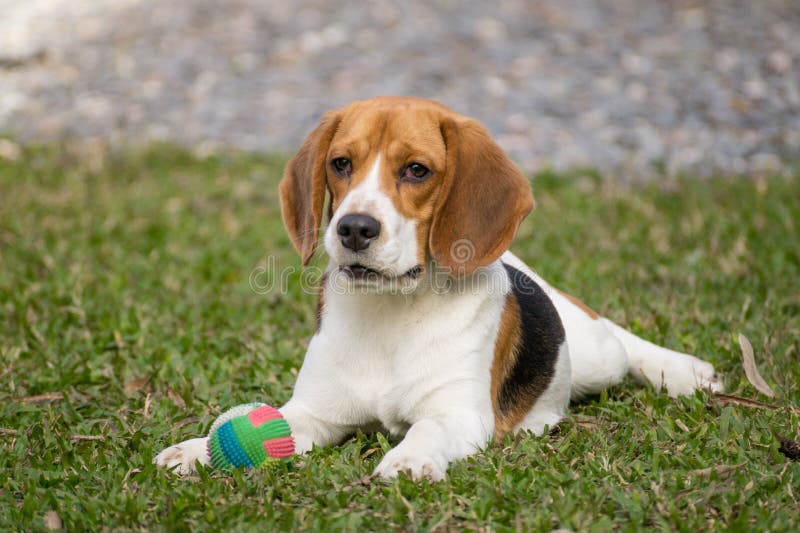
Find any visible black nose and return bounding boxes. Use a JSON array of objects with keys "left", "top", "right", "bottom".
[{"left": 337, "top": 214, "right": 381, "bottom": 252}]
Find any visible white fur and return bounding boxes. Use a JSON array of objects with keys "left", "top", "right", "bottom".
[
  {"left": 601, "top": 318, "right": 721, "bottom": 396},
  {"left": 155, "top": 262, "right": 508, "bottom": 479},
  {"left": 155, "top": 199, "right": 722, "bottom": 481},
  {"left": 155, "top": 250, "right": 721, "bottom": 478},
  {"left": 500, "top": 252, "right": 722, "bottom": 399},
  {"left": 323, "top": 153, "right": 420, "bottom": 283},
  {"left": 154, "top": 437, "right": 209, "bottom": 475},
  {"left": 284, "top": 262, "right": 509, "bottom": 480}
]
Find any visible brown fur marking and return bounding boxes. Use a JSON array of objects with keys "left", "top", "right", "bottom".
[
  {"left": 556, "top": 289, "right": 599, "bottom": 320},
  {"left": 279, "top": 97, "right": 535, "bottom": 273},
  {"left": 491, "top": 293, "right": 527, "bottom": 438},
  {"left": 431, "top": 118, "right": 534, "bottom": 275}
]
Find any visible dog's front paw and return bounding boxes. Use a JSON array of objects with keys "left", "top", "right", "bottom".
[
  {"left": 373, "top": 447, "right": 447, "bottom": 482},
  {"left": 154, "top": 437, "right": 210, "bottom": 475}
]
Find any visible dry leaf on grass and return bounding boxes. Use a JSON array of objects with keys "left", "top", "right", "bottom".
[
  {"left": 71, "top": 434, "right": 104, "bottom": 442},
  {"left": 674, "top": 418, "right": 690, "bottom": 432},
  {"left": 573, "top": 415, "right": 600, "bottom": 430},
  {"left": 12, "top": 392, "right": 64, "bottom": 403},
  {"left": 691, "top": 463, "right": 745, "bottom": 477},
  {"left": 172, "top": 416, "right": 200, "bottom": 430},
  {"left": 113, "top": 329, "right": 125, "bottom": 349},
  {"left": 123, "top": 377, "right": 151, "bottom": 394},
  {"left": 738, "top": 333, "right": 775, "bottom": 397},
  {"left": 43, "top": 510, "right": 62, "bottom": 530},
  {"left": 167, "top": 389, "right": 186, "bottom": 409}
]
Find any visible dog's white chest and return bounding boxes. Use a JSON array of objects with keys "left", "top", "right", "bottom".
[{"left": 292, "top": 274, "right": 507, "bottom": 436}]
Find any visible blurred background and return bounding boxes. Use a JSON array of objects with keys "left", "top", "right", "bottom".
[{"left": 0, "top": 0, "right": 798, "bottom": 178}]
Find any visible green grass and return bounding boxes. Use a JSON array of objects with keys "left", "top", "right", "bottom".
[{"left": 1, "top": 143, "right": 798, "bottom": 531}]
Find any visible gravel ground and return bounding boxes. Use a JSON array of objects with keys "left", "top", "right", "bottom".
[{"left": 1, "top": 0, "right": 798, "bottom": 177}]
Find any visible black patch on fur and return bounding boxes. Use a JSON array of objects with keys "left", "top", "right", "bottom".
[{"left": 498, "top": 263, "right": 566, "bottom": 416}]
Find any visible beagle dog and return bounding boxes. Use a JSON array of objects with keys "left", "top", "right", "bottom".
[{"left": 155, "top": 97, "right": 722, "bottom": 481}]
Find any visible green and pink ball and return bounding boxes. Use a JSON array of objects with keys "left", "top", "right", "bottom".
[{"left": 207, "top": 403, "right": 295, "bottom": 470}]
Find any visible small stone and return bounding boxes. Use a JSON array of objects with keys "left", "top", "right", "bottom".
[
  {"left": 786, "top": 130, "right": 800, "bottom": 150},
  {"left": 743, "top": 79, "right": 767, "bottom": 99},
  {"left": 504, "top": 113, "right": 529, "bottom": 133},
  {"left": 496, "top": 134, "right": 530, "bottom": 153},
  {"left": 320, "top": 24, "right": 347, "bottom": 48},
  {"left": 767, "top": 50, "right": 792, "bottom": 74},
  {"left": 679, "top": 7, "right": 707, "bottom": 30},
  {"left": 729, "top": 96, "right": 750, "bottom": 114},
  {"left": 595, "top": 77, "right": 619, "bottom": 95},
  {"left": 484, "top": 76, "right": 508, "bottom": 97},
  {"left": 300, "top": 31, "right": 324, "bottom": 54},
  {"left": 115, "top": 54, "right": 136, "bottom": 79},
  {"left": 579, "top": 109, "right": 608, "bottom": 129},
  {"left": 750, "top": 153, "right": 782, "bottom": 174},
  {"left": 509, "top": 56, "right": 539, "bottom": 78},
  {"left": 474, "top": 17, "right": 507, "bottom": 43},
  {"left": 715, "top": 48, "right": 740, "bottom": 73},
  {"left": 76, "top": 95, "right": 112, "bottom": 120},
  {"left": 0, "top": 91, "right": 28, "bottom": 117},
  {"left": 142, "top": 79, "right": 163, "bottom": 99},
  {"left": 0, "top": 139, "right": 21, "bottom": 161},
  {"left": 625, "top": 82, "right": 648, "bottom": 103},
  {"left": 621, "top": 53, "right": 651, "bottom": 75}
]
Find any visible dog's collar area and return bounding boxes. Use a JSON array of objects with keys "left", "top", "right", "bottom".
[{"left": 339, "top": 263, "right": 422, "bottom": 280}]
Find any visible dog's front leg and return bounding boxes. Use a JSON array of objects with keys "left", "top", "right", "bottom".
[
  {"left": 278, "top": 399, "right": 353, "bottom": 455},
  {"left": 153, "top": 436, "right": 211, "bottom": 474},
  {"left": 373, "top": 413, "right": 492, "bottom": 482},
  {"left": 153, "top": 401, "right": 350, "bottom": 475}
]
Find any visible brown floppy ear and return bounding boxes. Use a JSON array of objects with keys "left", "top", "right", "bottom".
[
  {"left": 279, "top": 111, "right": 341, "bottom": 266},
  {"left": 430, "top": 117, "right": 534, "bottom": 275}
]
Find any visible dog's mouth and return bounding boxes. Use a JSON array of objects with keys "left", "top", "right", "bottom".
[{"left": 340, "top": 263, "right": 422, "bottom": 281}]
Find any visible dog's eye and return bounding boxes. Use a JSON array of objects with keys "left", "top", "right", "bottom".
[
  {"left": 401, "top": 163, "right": 431, "bottom": 183},
  {"left": 331, "top": 157, "right": 352, "bottom": 177}
]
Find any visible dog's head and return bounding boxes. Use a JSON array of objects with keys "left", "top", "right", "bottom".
[{"left": 279, "top": 97, "right": 534, "bottom": 291}]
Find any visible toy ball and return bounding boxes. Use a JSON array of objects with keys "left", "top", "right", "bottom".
[{"left": 207, "top": 403, "right": 295, "bottom": 470}]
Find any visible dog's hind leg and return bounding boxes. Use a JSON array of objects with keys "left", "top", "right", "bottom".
[
  {"left": 559, "top": 304, "right": 722, "bottom": 399},
  {"left": 601, "top": 318, "right": 723, "bottom": 397},
  {"left": 563, "top": 312, "right": 631, "bottom": 400}
]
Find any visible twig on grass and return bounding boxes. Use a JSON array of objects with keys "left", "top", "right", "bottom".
[
  {"left": 71, "top": 434, "right": 104, "bottom": 442},
  {"left": 712, "top": 392, "right": 800, "bottom": 414},
  {"left": 10, "top": 392, "right": 64, "bottom": 403},
  {"left": 690, "top": 463, "right": 746, "bottom": 478}
]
